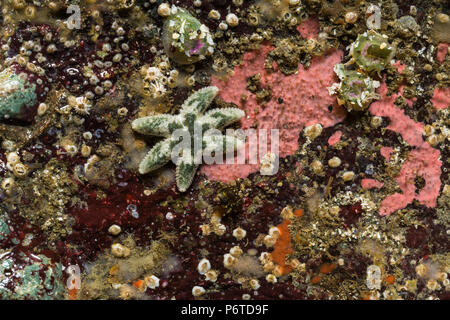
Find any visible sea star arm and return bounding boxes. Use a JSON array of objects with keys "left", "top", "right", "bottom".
[
  {"left": 181, "top": 86, "right": 218, "bottom": 115},
  {"left": 138, "top": 138, "right": 173, "bottom": 174},
  {"left": 199, "top": 107, "right": 245, "bottom": 130},
  {"left": 203, "top": 133, "right": 245, "bottom": 154},
  {"left": 176, "top": 157, "right": 199, "bottom": 192},
  {"left": 131, "top": 114, "right": 183, "bottom": 137}
]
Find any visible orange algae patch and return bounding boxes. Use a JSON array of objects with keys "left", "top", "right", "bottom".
[
  {"left": 385, "top": 275, "right": 395, "bottom": 285},
  {"left": 319, "top": 263, "right": 337, "bottom": 274},
  {"left": 68, "top": 288, "right": 78, "bottom": 300},
  {"left": 293, "top": 209, "right": 303, "bottom": 217},
  {"left": 272, "top": 219, "right": 294, "bottom": 275},
  {"left": 133, "top": 279, "right": 146, "bottom": 292},
  {"left": 311, "top": 275, "right": 322, "bottom": 284},
  {"left": 271, "top": 209, "right": 303, "bottom": 275}
]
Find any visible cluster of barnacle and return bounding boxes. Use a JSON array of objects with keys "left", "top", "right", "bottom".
[
  {"left": 3, "top": 38, "right": 45, "bottom": 76},
  {"left": 256, "top": 0, "right": 304, "bottom": 25},
  {"left": 423, "top": 109, "right": 450, "bottom": 148},
  {"left": 364, "top": 256, "right": 449, "bottom": 300},
  {"left": 109, "top": 241, "right": 165, "bottom": 299},
  {"left": 2, "top": 6, "right": 137, "bottom": 111},
  {"left": 1, "top": 158, "right": 78, "bottom": 241},
  {"left": 301, "top": 124, "right": 353, "bottom": 180},
  {"left": 194, "top": 205, "right": 309, "bottom": 297},
  {"left": 200, "top": 210, "right": 228, "bottom": 237},
  {"left": 191, "top": 257, "right": 220, "bottom": 297},
  {"left": 197, "top": 221, "right": 263, "bottom": 295},
  {"left": 0, "top": 26, "right": 52, "bottom": 92},
  {"left": 221, "top": 231, "right": 267, "bottom": 292},
  {"left": 414, "top": 260, "right": 449, "bottom": 293},
  {"left": 139, "top": 64, "right": 181, "bottom": 99},
  {"left": 80, "top": 231, "right": 173, "bottom": 300},
  {"left": 2, "top": 0, "right": 45, "bottom": 24},
  {"left": 328, "top": 30, "right": 396, "bottom": 112},
  {"left": 1, "top": 141, "right": 28, "bottom": 186}
]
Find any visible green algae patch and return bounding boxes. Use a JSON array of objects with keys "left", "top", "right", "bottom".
[
  {"left": 0, "top": 67, "right": 37, "bottom": 122},
  {"left": 0, "top": 252, "right": 65, "bottom": 300},
  {"left": 0, "top": 215, "right": 10, "bottom": 242}
]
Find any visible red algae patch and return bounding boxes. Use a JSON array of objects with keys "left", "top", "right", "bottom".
[
  {"left": 370, "top": 83, "right": 442, "bottom": 216},
  {"left": 431, "top": 87, "right": 450, "bottom": 110},
  {"left": 361, "top": 179, "right": 384, "bottom": 190},
  {"left": 202, "top": 46, "right": 345, "bottom": 182},
  {"left": 328, "top": 130, "right": 342, "bottom": 146}
]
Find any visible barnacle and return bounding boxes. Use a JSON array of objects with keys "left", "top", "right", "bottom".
[
  {"left": 68, "top": 95, "right": 92, "bottom": 115},
  {"left": 131, "top": 86, "right": 245, "bottom": 192},
  {"left": 149, "top": 81, "right": 167, "bottom": 99}
]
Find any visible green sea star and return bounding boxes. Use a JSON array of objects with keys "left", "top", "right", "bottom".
[{"left": 132, "top": 86, "right": 245, "bottom": 192}]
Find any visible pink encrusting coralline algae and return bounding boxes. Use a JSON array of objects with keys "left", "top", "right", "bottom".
[
  {"left": 369, "top": 82, "right": 442, "bottom": 216},
  {"left": 361, "top": 179, "right": 384, "bottom": 190},
  {"left": 379, "top": 146, "right": 394, "bottom": 162},
  {"left": 431, "top": 43, "right": 449, "bottom": 110},
  {"left": 431, "top": 87, "right": 450, "bottom": 110},
  {"left": 296, "top": 17, "right": 320, "bottom": 40},
  {"left": 328, "top": 130, "right": 342, "bottom": 146},
  {"left": 436, "top": 43, "right": 448, "bottom": 63},
  {"left": 201, "top": 20, "right": 345, "bottom": 182}
]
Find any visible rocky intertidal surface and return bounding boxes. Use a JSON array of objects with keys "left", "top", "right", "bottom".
[{"left": 0, "top": 0, "right": 448, "bottom": 300}]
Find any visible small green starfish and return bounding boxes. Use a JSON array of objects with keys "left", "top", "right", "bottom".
[{"left": 132, "top": 86, "right": 245, "bottom": 192}]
